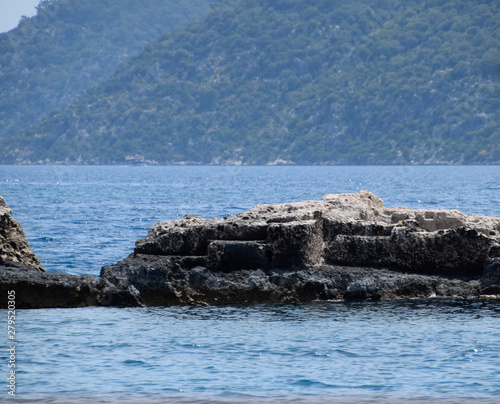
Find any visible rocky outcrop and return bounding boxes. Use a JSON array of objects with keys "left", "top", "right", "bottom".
[
  {"left": 100, "top": 191, "right": 500, "bottom": 305},
  {"left": 0, "top": 196, "right": 44, "bottom": 272},
  {"left": 0, "top": 261, "right": 145, "bottom": 309},
  {"left": 134, "top": 191, "right": 500, "bottom": 278},
  {"left": 2, "top": 191, "right": 500, "bottom": 308},
  {"left": 0, "top": 196, "right": 144, "bottom": 309}
]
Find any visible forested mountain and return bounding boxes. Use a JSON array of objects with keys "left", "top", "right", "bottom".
[
  {"left": 2, "top": 0, "right": 499, "bottom": 165},
  {"left": 0, "top": 0, "right": 209, "bottom": 140}
]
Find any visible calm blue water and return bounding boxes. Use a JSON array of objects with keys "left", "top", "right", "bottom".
[
  {"left": 1, "top": 165, "right": 500, "bottom": 403},
  {"left": 2, "top": 165, "right": 499, "bottom": 276}
]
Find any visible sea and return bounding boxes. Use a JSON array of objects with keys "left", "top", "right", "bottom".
[{"left": 0, "top": 165, "right": 499, "bottom": 404}]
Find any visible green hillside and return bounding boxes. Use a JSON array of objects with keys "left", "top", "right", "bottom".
[
  {"left": 0, "top": 0, "right": 209, "bottom": 140},
  {"left": 2, "top": 0, "right": 500, "bottom": 164}
]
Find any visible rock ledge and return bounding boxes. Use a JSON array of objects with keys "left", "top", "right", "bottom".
[
  {"left": 2, "top": 191, "right": 500, "bottom": 308},
  {"left": 101, "top": 191, "right": 500, "bottom": 306}
]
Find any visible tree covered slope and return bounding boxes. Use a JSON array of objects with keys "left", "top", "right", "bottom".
[
  {"left": 2, "top": 0, "right": 499, "bottom": 164},
  {"left": 0, "top": 0, "right": 209, "bottom": 140}
]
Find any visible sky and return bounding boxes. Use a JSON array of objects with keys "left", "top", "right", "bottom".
[{"left": 0, "top": 0, "right": 41, "bottom": 33}]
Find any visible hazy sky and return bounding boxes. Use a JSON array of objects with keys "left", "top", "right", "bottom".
[{"left": 0, "top": 0, "right": 41, "bottom": 33}]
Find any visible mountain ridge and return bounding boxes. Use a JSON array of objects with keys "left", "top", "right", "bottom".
[
  {"left": 0, "top": 0, "right": 209, "bottom": 141},
  {"left": 1, "top": 0, "right": 499, "bottom": 165}
]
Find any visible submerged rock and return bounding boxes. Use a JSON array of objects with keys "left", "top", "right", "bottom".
[
  {"left": 2, "top": 191, "right": 499, "bottom": 308},
  {"left": 101, "top": 191, "right": 500, "bottom": 306}
]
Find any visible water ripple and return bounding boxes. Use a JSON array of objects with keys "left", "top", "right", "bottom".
[{"left": 1, "top": 166, "right": 500, "bottom": 402}]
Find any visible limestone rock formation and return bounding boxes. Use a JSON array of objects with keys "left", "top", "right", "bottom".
[
  {"left": 0, "top": 196, "right": 45, "bottom": 272},
  {"left": 100, "top": 191, "right": 500, "bottom": 305},
  {"left": 0, "top": 195, "right": 144, "bottom": 309},
  {"left": 2, "top": 191, "right": 499, "bottom": 308},
  {"left": 134, "top": 191, "right": 500, "bottom": 277}
]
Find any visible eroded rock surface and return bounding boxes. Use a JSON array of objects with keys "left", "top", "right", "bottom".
[
  {"left": 0, "top": 263, "right": 143, "bottom": 309},
  {"left": 2, "top": 191, "right": 499, "bottom": 308},
  {"left": 0, "top": 196, "right": 144, "bottom": 308},
  {"left": 101, "top": 191, "right": 500, "bottom": 305},
  {"left": 0, "top": 196, "right": 44, "bottom": 272}
]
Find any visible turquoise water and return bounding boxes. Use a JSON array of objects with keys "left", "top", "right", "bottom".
[{"left": 1, "top": 165, "right": 500, "bottom": 403}]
